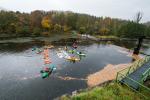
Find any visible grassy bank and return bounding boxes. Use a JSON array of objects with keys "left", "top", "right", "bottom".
[
  {"left": 95, "top": 35, "right": 119, "bottom": 40},
  {"left": 60, "top": 82, "right": 147, "bottom": 100}
]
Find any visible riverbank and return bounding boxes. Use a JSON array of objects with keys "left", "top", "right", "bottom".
[
  {"left": 59, "top": 82, "right": 145, "bottom": 100},
  {"left": 87, "top": 63, "right": 131, "bottom": 87},
  {"left": 95, "top": 35, "right": 140, "bottom": 41},
  {"left": 0, "top": 34, "right": 139, "bottom": 42},
  {"left": 95, "top": 35, "right": 119, "bottom": 40},
  {"left": 80, "top": 34, "right": 139, "bottom": 41}
]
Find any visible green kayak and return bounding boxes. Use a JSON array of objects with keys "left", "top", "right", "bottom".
[{"left": 76, "top": 52, "right": 86, "bottom": 56}]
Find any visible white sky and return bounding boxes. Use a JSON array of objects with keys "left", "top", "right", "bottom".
[{"left": 0, "top": 0, "right": 150, "bottom": 22}]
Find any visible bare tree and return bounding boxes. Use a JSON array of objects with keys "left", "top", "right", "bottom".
[{"left": 135, "top": 12, "right": 143, "bottom": 23}]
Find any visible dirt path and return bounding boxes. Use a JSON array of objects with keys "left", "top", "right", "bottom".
[{"left": 87, "top": 63, "right": 131, "bottom": 87}]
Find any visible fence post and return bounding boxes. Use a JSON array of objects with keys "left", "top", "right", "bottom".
[
  {"left": 116, "top": 72, "right": 119, "bottom": 82},
  {"left": 127, "top": 66, "right": 131, "bottom": 75}
]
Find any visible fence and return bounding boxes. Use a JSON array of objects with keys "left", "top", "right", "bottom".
[
  {"left": 116, "top": 56, "right": 150, "bottom": 81},
  {"left": 117, "top": 73, "right": 150, "bottom": 98},
  {"left": 116, "top": 56, "right": 150, "bottom": 98}
]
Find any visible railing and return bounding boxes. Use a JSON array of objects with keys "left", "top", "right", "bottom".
[
  {"left": 116, "top": 56, "right": 150, "bottom": 81},
  {"left": 117, "top": 73, "right": 150, "bottom": 98},
  {"left": 116, "top": 56, "right": 150, "bottom": 98},
  {"left": 141, "top": 67, "right": 150, "bottom": 83}
]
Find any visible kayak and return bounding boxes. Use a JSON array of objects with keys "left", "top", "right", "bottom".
[
  {"left": 57, "top": 50, "right": 70, "bottom": 59},
  {"left": 41, "top": 72, "right": 49, "bottom": 78},
  {"left": 62, "top": 50, "right": 70, "bottom": 59},
  {"left": 68, "top": 49, "right": 76, "bottom": 54},
  {"left": 49, "top": 64, "right": 56, "bottom": 70},
  {"left": 40, "top": 66, "right": 56, "bottom": 79},
  {"left": 57, "top": 52, "right": 64, "bottom": 58},
  {"left": 32, "top": 48, "right": 36, "bottom": 51},
  {"left": 66, "top": 56, "right": 80, "bottom": 61},
  {"left": 76, "top": 52, "right": 86, "bottom": 56},
  {"left": 68, "top": 49, "right": 86, "bottom": 56},
  {"left": 32, "top": 47, "right": 36, "bottom": 51},
  {"left": 36, "top": 49, "right": 43, "bottom": 54}
]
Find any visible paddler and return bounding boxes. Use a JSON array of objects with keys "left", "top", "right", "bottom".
[{"left": 72, "top": 40, "right": 78, "bottom": 49}]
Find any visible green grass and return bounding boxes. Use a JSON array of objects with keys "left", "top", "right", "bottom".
[{"left": 60, "top": 82, "right": 148, "bottom": 100}]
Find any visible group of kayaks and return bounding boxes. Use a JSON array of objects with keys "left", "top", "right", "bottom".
[
  {"left": 41, "top": 47, "right": 56, "bottom": 79},
  {"left": 56, "top": 47, "right": 86, "bottom": 62},
  {"left": 32, "top": 42, "right": 86, "bottom": 79},
  {"left": 57, "top": 49, "right": 80, "bottom": 61},
  {"left": 32, "top": 45, "right": 56, "bottom": 79}
]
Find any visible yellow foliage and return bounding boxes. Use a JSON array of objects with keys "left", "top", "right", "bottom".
[
  {"left": 41, "top": 16, "right": 52, "bottom": 29},
  {"left": 54, "top": 24, "right": 61, "bottom": 31},
  {"left": 99, "top": 27, "right": 109, "bottom": 35},
  {"left": 63, "top": 25, "right": 70, "bottom": 32}
]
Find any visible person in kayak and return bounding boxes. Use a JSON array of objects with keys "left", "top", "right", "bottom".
[
  {"left": 40, "top": 67, "right": 53, "bottom": 79},
  {"left": 72, "top": 40, "right": 78, "bottom": 49},
  {"left": 40, "top": 64, "right": 56, "bottom": 79}
]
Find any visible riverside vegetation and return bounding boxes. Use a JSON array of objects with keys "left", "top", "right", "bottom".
[
  {"left": 60, "top": 82, "right": 150, "bottom": 100},
  {"left": 0, "top": 10, "right": 150, "bottom": 38}
]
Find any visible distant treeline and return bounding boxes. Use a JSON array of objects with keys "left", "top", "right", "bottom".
[{"left": 0, "top": 10, "right": 150, "bottom": 38}]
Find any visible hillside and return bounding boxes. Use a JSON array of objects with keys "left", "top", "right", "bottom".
[
  {"left": 60, "top": 82, "right": 149, "bottom": 100},
  {"left": 0, "top": 10, "right": 150, "bottom": 38}
]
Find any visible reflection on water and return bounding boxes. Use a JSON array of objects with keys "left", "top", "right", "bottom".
[{"left": 0, "top": 37, "right": 149, "bottom": 100}]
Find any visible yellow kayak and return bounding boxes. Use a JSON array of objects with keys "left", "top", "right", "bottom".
[{"left": 66, "top": 56, "right": 80, "bottom": 61}]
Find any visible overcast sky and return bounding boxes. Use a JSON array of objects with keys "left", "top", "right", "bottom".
[{"left": 0, "top": 0, "right": 150, "bottom": 22}]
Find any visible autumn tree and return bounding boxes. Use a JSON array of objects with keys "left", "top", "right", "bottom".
[
  {"left": 63, "top": 25, "right": 70, "bottom": 32},
  {"left": 99, "top": 27, "right": 109, "bottom": 35},
  {"left": 30, "top": 10, "right": 43, "bottom": 29},
  {"left": 54, "top": 24, "right": 62, "bottom": 32},
  {"left": 41, "top": 16, "right": 52, "bottom": 30},
  {"left": 0, "top": 10, "right": 149, "bottom": 38}
]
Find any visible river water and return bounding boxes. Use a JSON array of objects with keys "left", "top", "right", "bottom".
[{"left": 0, "top": 35, "right": 149, "bottom": 100}]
